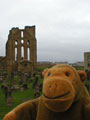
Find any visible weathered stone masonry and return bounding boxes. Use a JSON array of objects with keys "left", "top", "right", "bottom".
[{"left": 0, "top": 26, "right": 37, "bottom": 72}]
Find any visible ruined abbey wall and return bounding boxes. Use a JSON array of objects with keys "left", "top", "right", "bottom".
[{"left": 0, "top": 26, "right": 37, "bottom": 72}]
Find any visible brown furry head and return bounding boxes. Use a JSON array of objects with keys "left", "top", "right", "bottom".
[{"left": 42, "top": 64, "right": 87, "bottom": 112}]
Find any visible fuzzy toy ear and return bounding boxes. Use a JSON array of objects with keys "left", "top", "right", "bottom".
[
  {"left": 78, "top": 70, "right": 87, "bottom": 82},
  {"left": 42, "top": 69, "right": 48, "bottom": 77}
]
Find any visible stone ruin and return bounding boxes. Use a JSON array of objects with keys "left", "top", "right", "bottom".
[
  {"left": 0, "top": 26, "right": 37, "bottom": 73},
  {"left": 84, "top": 52, "right": 90, "bottom": 71}
]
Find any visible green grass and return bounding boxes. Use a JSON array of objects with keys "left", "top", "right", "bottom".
[
  {"left": 36, "top": 67, "right": 46, "bottom": 72},
  {"left": 0, "top": 82, "right": 35, "bottom": 119},
  {"left": 74, "top": 66, "right": 84, "bottom": 70},
  {"left": 0, "top": 67, "right": 44, "bottom": 119},
  {"left": 85, "top": 80, "right": 90, "bottom": 93},
  {"left": 0, "top": 66, "right": 87, "bottom": 119},
  {"left": 0, "top": 71, "right": 43, "bottom": 119}
]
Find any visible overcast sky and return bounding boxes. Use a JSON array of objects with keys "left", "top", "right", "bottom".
[{"left": 0, "top": 0, "right": 90, "bottom": 63}]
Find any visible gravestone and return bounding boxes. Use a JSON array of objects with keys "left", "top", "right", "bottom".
[
  {"left": 33, "top": 76, "right": 39, "bottom": 89},
  {"left": 7, "top": 92, "right": 13, "bottom": 106},
  {"left": 0, "top": 76, "right": 3, "bottom": 83},
  {"left": 34, "top": 85, "right": 40, "bottom": 98},
  {"left": 87, "top": 71, "right": 90, "bottom": 80},
  {"left": 22, "top": 84, "right": 28, "bottom": 90},
  {"left": 84, "top": 52, "right": 90, "bottom": 71},
  {"left": 13, "top": 85, "right": 20, "bottom": 91},
  {"left": 18, "top": 79, "right": 23, "bottom": 85},
  {"left": 39, "top": 83, "right": 43, "bottom": 92}
]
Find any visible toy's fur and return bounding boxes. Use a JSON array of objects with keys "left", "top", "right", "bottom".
[{"left": 3, "top": 64, "right": 90, "bottom": 120}]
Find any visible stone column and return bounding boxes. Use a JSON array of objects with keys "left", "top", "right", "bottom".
[
  {"left": 30, "top": 47, "right": 33, "bottom": 62},
  {"left": 33, "top": 40, "right": 37, "bottom": 65},
  {"left": 17, "top": 45, "right": 21, "bottom": 61},
  {"left": 24, "top": 45, "right": 27, "bottom": 60},
  {"left": 12, "top": 47, "right": 15, "bottom": 61}
]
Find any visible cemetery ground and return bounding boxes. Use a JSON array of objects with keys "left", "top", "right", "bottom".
[
  {"left": 0, "top": 67, "right": 44, "bottom": 119},
  {"left": 0, "top": 83, "right": 34, "bottom": 119},
  {"left": 0, "top": 66, "right": 90, "bottom": 120}
]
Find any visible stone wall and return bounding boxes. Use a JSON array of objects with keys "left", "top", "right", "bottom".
[
  {"left": 84, "top": 52, "right": 90, "bottom": 71},
  {"left": 0, "top": 26, "right": 37, "bottom": 73}
]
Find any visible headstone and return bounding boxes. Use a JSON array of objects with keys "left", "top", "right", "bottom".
[
  {"left": 5, "top": 85, "right": 12, "bottom": 101},
  {"left": 34, "top": 85, "right": 40, "bottom": 98},
  {"left": 0, "top": 76, "right": 3, "bottom": 83},
  {"left": 11, "top": 72, "right": 14, "bottom": 80},
  {"left": 87, "top": 71, "right": 90, "bottom": 80},
  {"left": 22, "top": 84, "right": 28, "bottom": 90},
  {"left": 39, "top": 83, "right": 43, "bottom": 92},
  {"left": 7, "top": 92, "right": 13, "bottom": 106},
  {"left": 33, "top": 76, "right": 39, "bottom": 89},
  {"left": 18, "top": 79, "right": 23, "bottom": 85},
  {"left": 20, "top": 87, "right": 24, "bottom": 92},
  {"left": 13, "top": 85, "right": 20, "bottom": 91}
]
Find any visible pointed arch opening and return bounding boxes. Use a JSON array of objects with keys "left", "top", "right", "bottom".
[
  {"left": 21, "top": 40, "right": 24, "bottom": 44},
  {"left": 21, "top": 31, "right": 24, "bottom": 38},
  {"left": 21, "top": 46, "right": 24, "bottom": 60},
  {"left": 27, "top": 48, "right": 30, "bottom": 60},
  {"left": 15, "top": 40, "right": 18, "bottom": 45},
  {"left": 27, "top": 40, "right": 30, "bottom": 45},
  {"left": 15, "top": 48, "right": 17, "bottom": 61}
]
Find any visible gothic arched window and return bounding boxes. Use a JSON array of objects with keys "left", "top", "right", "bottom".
[
  {"left": 27, "top": 40, "right": 30, "bottom": 45},
  {"left": 21, "top": 46, "right": 24, "bottom": 59},
  {"left": 27, "top": 48, "right": 30, "bottom": 60},
  {"left": 15, "top": 40, "right": 18, "bottom": 45},
  {"left": 21, "top": 40, "right": 24, "bottom": 44}
]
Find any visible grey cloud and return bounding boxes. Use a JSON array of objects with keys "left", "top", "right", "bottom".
[{"left": 0, "top": 0, "right": 90, "bottom": 62}]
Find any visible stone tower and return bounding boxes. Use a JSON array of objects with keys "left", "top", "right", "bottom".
[
  {"left": 84, "top": 52, "right": 90, "bottom": 71},
  {"left": 6, "top": 26, "right": 37, "bottom": 72}
]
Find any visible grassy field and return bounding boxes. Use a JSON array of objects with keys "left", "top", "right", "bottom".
[
  {"left": 0, "top": 66, "right": 89, "bottom": 119},
  {"left": 0, "top": 71, "right": 43, "bottom": 119},
  {"left": 0, "top": 84, "right": 34, "bottom": 119}
]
